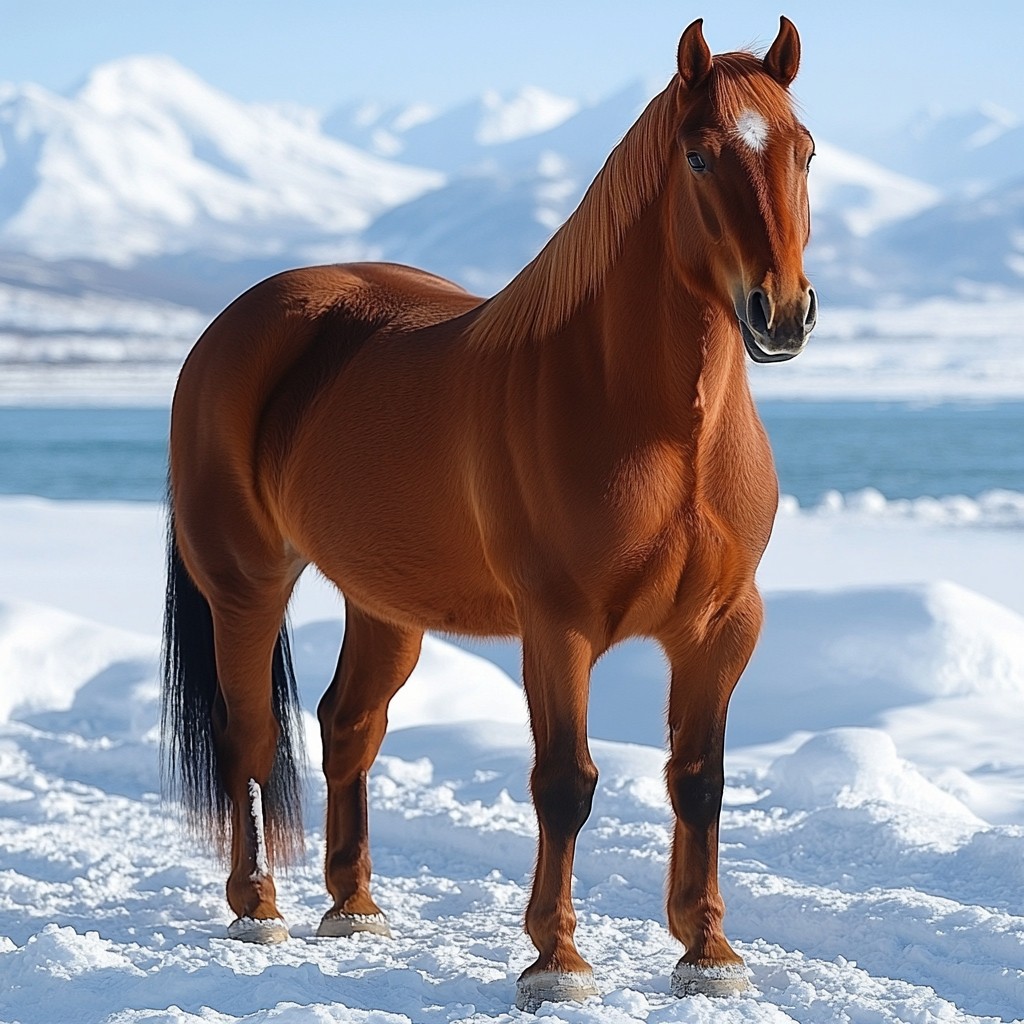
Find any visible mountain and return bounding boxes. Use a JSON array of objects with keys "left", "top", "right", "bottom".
[
  {"left": 876, "top": 103, "right": 1024, "bottom": 193},
  {"left": 808, "top": 141, "right": 941, "bottom": 238},
  {"left": 354, "top": 82, "right": 657, "bottom": 291},
  {"left": 865, "top": 173, "right": 1024, "bottom": 299},
  {"left": 0, "top": 56, "right": 442, "bottom": 267},
  {"left": 362, "top": 164, "right": 580, "bottom": 295},
  {"left": 802, "top": 142, "right": 943, "bottom": 305},
  {"left": 0, "top": 55, "right": 1021, "bottom": 367},
  {"left": 323, "top": 85, "right": 581, "bottom": 173},
  {"left": 358, "top": 106, "right": 951, "bottom": 298}
]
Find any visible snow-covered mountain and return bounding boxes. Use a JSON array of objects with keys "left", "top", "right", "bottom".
[
  {"left": 875, "top": 103, "right": 1024, "bottom": 193},
  {"left": 0, "top": 55, "right": 1021, "bottom": 366},
  {"left": 866, "top": 172, "right": 1024, "bottom": 300},
  {"left": 0, "top": 56, "right": 441, "bottom": 267},
  {"left": 323, "top": 85, "right": 582, "bottom": 172}
]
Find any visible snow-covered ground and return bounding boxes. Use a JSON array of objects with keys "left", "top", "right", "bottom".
[{"left": 1, "top": 495, "right": 1022, "bottom": 1024}]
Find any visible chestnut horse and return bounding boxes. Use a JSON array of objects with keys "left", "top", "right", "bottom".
[{"left": 162, "top": 17, "right": 816, "bottom": 1010}]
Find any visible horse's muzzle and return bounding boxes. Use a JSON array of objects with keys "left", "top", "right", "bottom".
[{"left": 737, "top": 287, "right": 817, "bottom": 363}]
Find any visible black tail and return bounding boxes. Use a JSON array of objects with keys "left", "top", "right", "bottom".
[{"left": 160, "top": 504, "right": 305, "bottom": 863}]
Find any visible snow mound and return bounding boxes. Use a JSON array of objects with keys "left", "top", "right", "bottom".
[
  {"left": 763, "top": 728, "right": 978, "bottom": 820},
  {"left": 781, "top": 487, "right": 1024, "bottom": 528},
  {"left": 459, "top": 580, "right": 1024, "bottom": 754},
  {"left": 0, "top": 599, "right": 154, "bottom": 725},
  {"left": 728, "top": 581, "right": 1024, "bottom": 747}
]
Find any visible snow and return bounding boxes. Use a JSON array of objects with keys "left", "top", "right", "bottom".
[
  {"left": 808, "top": 142, "right": 941, "bottom": 237},
  {"left": 0, "top": 56, "right": 443, "bottom": 266},
  {"left": 475, "top": 88, "right": 580, "bottom": 146},
  {"left": 248, "top": 780, "right": 270, "bottom": 880},
  {"left": 1, "top": 495, "right": 1023, "bottom": 1023}
]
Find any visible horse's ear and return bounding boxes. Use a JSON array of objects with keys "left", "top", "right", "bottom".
[
  {"left": 764, "top": 16, "right": 801, "bottom": 87},
  {"left": 677, "top": 19, "right": 712, "bottom": 91}
]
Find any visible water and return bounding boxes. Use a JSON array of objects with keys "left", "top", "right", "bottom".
[
  {"left": 0, "top": 407, "right": 170, "bottom": 502},
  {"left": 0, "top": 402, "right": 1022, "bottom": 506}
]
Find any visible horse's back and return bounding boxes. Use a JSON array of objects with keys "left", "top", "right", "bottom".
[{"left": 176, "top": 262, "right": 478, "bottom": 396}]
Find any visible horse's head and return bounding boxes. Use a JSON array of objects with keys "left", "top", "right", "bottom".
[{"left": 671, "top": 17, "right": 816, "bottom": 363}]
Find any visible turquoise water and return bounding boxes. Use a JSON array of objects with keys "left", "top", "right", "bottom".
[{"left": 0, "top": 402, "right": 1021, "bottom": 506}]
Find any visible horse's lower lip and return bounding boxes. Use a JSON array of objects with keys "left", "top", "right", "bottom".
[{"left": 738, "top": 319, "right": 800, "bottom": 364}]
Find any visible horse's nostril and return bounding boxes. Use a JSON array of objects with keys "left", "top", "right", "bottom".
[
  {"left": 746, "top": 289, "right": 771, "bottom": 336},
  {"left": 805, "top": 288, "right": 818, "bottom": 331}
]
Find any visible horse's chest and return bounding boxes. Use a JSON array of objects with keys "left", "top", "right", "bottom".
[{"left": 590, "top": 445, "right": 776, "bottom": 636}]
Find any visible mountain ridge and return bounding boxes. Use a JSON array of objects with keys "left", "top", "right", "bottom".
[{"left": 0, "top": 53, "right": 1020, "bottom": 352}]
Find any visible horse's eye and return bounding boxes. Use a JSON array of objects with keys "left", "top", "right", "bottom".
[
  {"left": 806, "top": 151, "right": 815, "bottom": 171},
  {"left": 686, "top": 151, "right": 707, "bottom": 173}
]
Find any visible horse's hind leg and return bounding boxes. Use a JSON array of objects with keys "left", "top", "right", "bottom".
[
  {"left": 209, "top": 574, "right": 301, "bottom": 944},
  {"left": 660, "top": 589, "right": 763, "bottom": 997},
  {"left": 316, "top": 603, "right": 422, "bottom": 938}
]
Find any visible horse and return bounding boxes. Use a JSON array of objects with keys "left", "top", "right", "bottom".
[{"left": 162, "top": 16, "right": 816, "bottom": 1011}]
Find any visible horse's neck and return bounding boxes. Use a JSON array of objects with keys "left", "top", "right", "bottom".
[{"left": 550, "top": 193, "right": 749, "bottom": 439}]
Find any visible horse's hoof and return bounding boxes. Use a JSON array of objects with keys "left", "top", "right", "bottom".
[
  {"left": 671, "top": 960, "right": 750, "bottom": 997},
  {"left": 317, "top": 911, "right": 392, "bottom": 938},
  {"left": 514, "top": 970, "right": 599, "bottom": 1012},
  {"left": 226, "top": 916, "right": 289, "bottom": 944}
]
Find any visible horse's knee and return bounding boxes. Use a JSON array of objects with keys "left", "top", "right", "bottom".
[
  {"left": 668, "top": 763, "right": 724, "bottom": 831},
  {"left": 531, "top": 757, "right": 599, "bottom": 839}
]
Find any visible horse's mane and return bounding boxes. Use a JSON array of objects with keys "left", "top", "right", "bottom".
[
  {"left": 468, "top": 52, "right": 794, "bottom": 351},
  {"left": 467, "top": 80, "right": 679, "bottom": 351}
]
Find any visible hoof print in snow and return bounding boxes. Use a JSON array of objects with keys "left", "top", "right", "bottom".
[
  {"left": 671, "top": 960, "right": 750, "bottom": 997},
  {"left": 514, "top": 970, "right": 600, "bottom": 1012},
  {"left": 316, "top": 912, "right": 392, "bottom": 938},
  {"left": 226, "top": 917, "right": 289, "bottom": 944}
]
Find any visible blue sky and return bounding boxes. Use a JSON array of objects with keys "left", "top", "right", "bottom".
[{"left": 1, "top": 1, "right": 1020, "bottom": 143}]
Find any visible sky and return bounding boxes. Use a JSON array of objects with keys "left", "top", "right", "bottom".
[{"left": 0, "top": 1, "right": 1021, "bottom": 145}]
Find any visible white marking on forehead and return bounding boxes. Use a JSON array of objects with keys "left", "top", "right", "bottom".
[{"left": 735, "top": 109, "right": 769, "bottom": 153}]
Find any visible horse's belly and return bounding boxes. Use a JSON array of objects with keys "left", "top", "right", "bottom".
[
  {"left": 317, "top": 556, "right": 519, "bottom": 636},
  {"left": 292, "top": 497, "right": 519, "bottom": 636}
]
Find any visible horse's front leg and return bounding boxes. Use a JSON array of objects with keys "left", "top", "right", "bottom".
[
  {"left": 515, "top": 618, "right": 600, "bottom": 1012},
  {"left": 660, "top": 588, "right": 763, "bottom": 997}
]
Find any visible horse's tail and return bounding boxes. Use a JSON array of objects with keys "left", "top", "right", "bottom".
[{"left": 160, "top": 502, "right": 305, "bottom": 862}]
